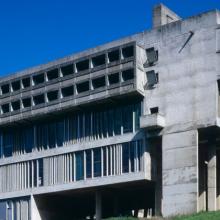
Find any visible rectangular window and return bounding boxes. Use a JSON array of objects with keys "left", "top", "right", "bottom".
[
  {"left": 48, "top": 122, "right": 56, "bottom": 148},
  {"left": 11, "top": 80, "right": 21, "bottom": 91},
  {"left": 38, "top": 159, "right": 44, "bottom": 186},
  {"left": 76, "top": 81, "right": 90, "bottom": 94},
  {"left": 122, "top": 45, "right": 134, "bottom": 59},
  {"left": 33, "top": 94, "right": 45, "bottom": 106},
  {"left": 76, "top": 59, "right": 89, "bottom": 72},
  {"left": 75, "top": 151, "right": 84, "bottom": 181},
  {"left": 61, "top": 85, "right": 74, "bottom": 97},
  {"left": 56, "top": 120, "right": 64, "bottom": 147},
  {"left": 122, "top": 143, "right": 129, "bottom": 173},
  {"left": 86, "top": 150, "right": 92, "bottom": 178},
  {"left": 122, "top": 105, "right": 133, "bottom": 133},
  {"left": 11, "top": 100, "right": 21, "bottom": 111},
  {"left": 93, "top": 148, "right": 101, "bottom": 177},
  {"left": 61, "top": 64, "right": 74, "bottom": 77},
  {"left": 92, "top": 76, "right": 106, "bottom": 89},
  {"left": 122, "top": 69, "right": 134, "bottom": 81},
  {"left": 92, "top": 54, "right": 106, "bottom": 67},
  {"left": 108, "top": 73, "right": 119, "bottom": 85},
  {"left": 22, "top": 98, "right": 32, "bottom": 108},
  {"left": 47, "top": 69, "right": 59, "bottom": 81},
  {"left": 3, "top": 131, "right": 13, "bottom": 157},
  {"left": 47, "top": 90, "right": 59, "bottom": 102},
  {"left": 108, "top": 50, "right": 120, "bottom": 62},
  {"left": 33, "top": 73, "right": 45, "bottom": 85},
  {"left": 114, "top": 108, "right": 121, "bottom": 135},
  {"left": 146, "top": 47, "right": 158, "bottom": 65},
  {"left": 22, "top": 77, "right": 31, "bottom": 88},
  {"left": 1, "top": 84, "right": 10, "bottom": 94}
]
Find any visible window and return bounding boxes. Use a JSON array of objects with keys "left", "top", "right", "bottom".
[
  {"left": 47, "top": 69, "right": 59, "bottom": 81},
  {"left": 150, "top": 107, "right": 159, "bottom": 114},
  {"left": 33, "top": 73, "right": 45, "bottom": 85},
  {"left": 11, "top": 100, "right": 20, "bottom": 111},
  {"left": 86, "top": 150, "right": 92, "bottom": 178},
  {"left": 48, "top": 122, "right": 56, "bottom": 148},
  {"left": 92, "top": 76, "right": 106, "bottom": 89},
  {"left": 23, "top": 127, "right": 34, "bottom": 153},
  {"left": 92, "top": 54, "right": 106, "bottom": 67},
  {"left": 108, "top": 73, "right": 120, "bottom": 85},
  {"left": 108, "top": 50, "right": 120, "bottom": 62},
  {"left": 22, "top": 98, "right": 31, "bottom": 108},
  {"left": 22, "top": 77, "right": 31, "bottom": 88},
  {"left": 122, "top": 45, "right": 134, "bottom": 59},
  {"left": 122, "top": 143, "right": 129, "bottom": 173},
  {"left": 61, "top": 64, "right": 74, "bottom": 77},
  {"left": 33, "top": 94, "right": 45, "bottom": 106},
  {"left": 47, "top": 90, "right": 59, "bottom": 102},
  {"left": 146, "top": 70, "right": 158, "bottom": 87},
  {"left": 76, "top": 59, "right": 89, "bottom": 72},
  {"left": 2, "top": 103, "right": 10, "bottom": 113},
  {"left": 56, "top": 120, "right": 64, "bottom": 147},
  {"left": 122, "top": 105, "right": 133, "bottom": 133},
  {"left": 146, "top": 47, "right": 158, "bottom": 65},
  {"left": 11, "top": 80, "right": 21, "bottom": 91},
  {"left": 61, "top": 86, "right": 74, "bottom": 97},
  {"left": 76, "top": 81, "right": 90, "bottom": 94},
  {"left": 93, "top": 148, "right": 101, "bottom": 177},
  {"left": 122, "top": 69, "right": 134, "bottom": 81},
  {"left": 38, "top": 159, "right": 44, "bottom": 186},
  {"left": 1, "top": 84, "right": 10, "bottom": 94},
  {"left": 3, "top": 131, "right": 13, "bottom": 157},
  {"left": 75, "top": 151, "right": 84, "bottom": 181},
  {"left": 114, "top": 108, "right": 121, "bottom": 135}
]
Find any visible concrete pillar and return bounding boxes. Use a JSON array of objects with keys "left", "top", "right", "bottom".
[
  {"left": 96, "top": 191, "right": 102, "bottom": 220},
  {"left": 217, "top": 150, "right": 220, "bottom": 210},
  {"left": 31, "top": 195, "right": 42, "bottom": 220},
  {"left": 208, "top": 143, "right": 217, "bottom": 211}
]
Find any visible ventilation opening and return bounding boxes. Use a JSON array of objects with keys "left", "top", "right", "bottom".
[
  {"left": 33, "top": 94, "right": 45, "bottom": 106},
  {"left": 11, "top": 80, "right": 20, "bottom": 92},
  {"left": 11, "top": 100, "right": 20, "bottom": 111},
  {"left": 92, "top": 76, "right": 106, "bottom": 89},
  {"left": 146, "top": 47, "right": 158, "bottom": 65},
  {"left": 61, "top": 86, "right": 74, "bottom": 98},
  {"left": 122, "top": 69, "right": 134, "bottom": 81},
  {"left": 76, "top": 60, "right": 90, "bottom": 72},
  {"left": 22, "top": 77, "right": 31, "bottom": 88},
  {"left": 92, "top": 54, "right": 106, "bottom": 67},
  {"left": 108, "top": 50, "right": 120, "bottom": 63},
  {"left": 146, "top": 70, "right": 158, "bottom": 87},
  {"left": 108, "top": 73, "right": 120, "bottom": 85},
  {"left": 61, "top": 64, "right": 74, "bottom": 77},
  {"left": 122, "top": 46, "right": 134, "bottom": 59},
  {"left": 150, "top": 107, "right": 159, "bottom": 114},
  {"left": 33, "top": 74, "right": 45, "bottom": 85},
  {"left": 1, "top": 84, "right": 10, "bottom": 94},
  {"left": 22, "top": 98, "right": 32, "bottom": 108},
  {"left": 76, "top": 81, "right": 90, "bottom": 94},
  {"left": 47, "top": 90, "right": 59, "bottom": 102},
  {"left": 2, "top": 103, "right": 10, "bottom": 113},
  {"left": 47, "top": 69, "right": 59, "bottom": 81}
]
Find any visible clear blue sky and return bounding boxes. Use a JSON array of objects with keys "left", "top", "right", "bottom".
[{"left": 0, "top": 0, "right": 219, "bottom": 76}]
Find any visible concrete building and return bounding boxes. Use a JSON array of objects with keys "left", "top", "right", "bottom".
[{"left": 0, "top": 3, "right": 220, "bottom": 219}]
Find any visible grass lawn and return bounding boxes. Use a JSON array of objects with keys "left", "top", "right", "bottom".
[{"left": 104, "top": 211, "right": 220, "bottom": 220}]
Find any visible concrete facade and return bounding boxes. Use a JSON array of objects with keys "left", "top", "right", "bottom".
[{"left": 0, "top": 3, "right": 219, "bottom": 219}]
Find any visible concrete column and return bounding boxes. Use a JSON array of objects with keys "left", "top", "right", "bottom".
[
  {"left": 217, "top": 150, "right": 220, "bottom": 210},
  {"left": 31, "top": 195, "right": 42, "bottom": 220},
  {"left": 95, "top": 191, "right": 102, "bottom": 220},
  {"left": 208, "top": 143, "right": 217, "bottom": 211}
]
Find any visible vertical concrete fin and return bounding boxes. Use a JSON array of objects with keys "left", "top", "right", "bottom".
[{"left": 153, "top": 4, "right": 181, "bottom": 28}]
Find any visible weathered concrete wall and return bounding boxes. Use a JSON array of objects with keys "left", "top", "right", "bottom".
[{"left": 162, "top": 130, "right": 198, "bottom": 216}]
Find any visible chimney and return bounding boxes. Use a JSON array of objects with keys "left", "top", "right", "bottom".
[{"left": 153, "top": 4, "right": 181, "bottom": 28}]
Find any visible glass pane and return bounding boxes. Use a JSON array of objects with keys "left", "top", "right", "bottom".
[
  {"left": 86, "top": 150, "right": 92, "bottom": 178},
  {"left": 75, "top": 151, "right": 84, "bottom": 181},
  {"left": 122, "top": 143, "right": 129, "bottom": 173},
  {"left": 93, "top": 148, "right": 101, "bottom": 177}
]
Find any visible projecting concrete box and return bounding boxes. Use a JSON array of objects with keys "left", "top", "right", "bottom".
[{"left": 140, "top": 113, "right": 165, "bottom": 130}]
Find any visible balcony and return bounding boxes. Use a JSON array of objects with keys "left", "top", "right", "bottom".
[{"left": 140, "top": 113, "right": 165, "bottom": 130}]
